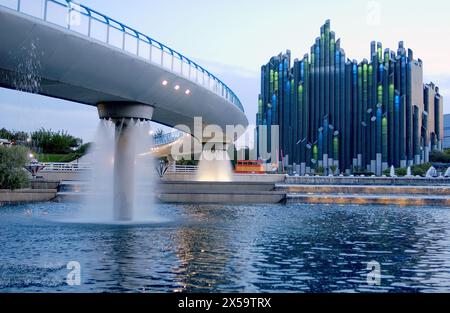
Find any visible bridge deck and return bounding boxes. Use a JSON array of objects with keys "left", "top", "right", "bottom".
[{"left": 0, "top": 1, "right": 248, "bottom": 136}]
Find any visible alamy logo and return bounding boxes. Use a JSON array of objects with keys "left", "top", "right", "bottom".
[
  {"left": 66, "top": 261, "right": 81, "bottom": 286},
  {"left": 366, "top": 260, "right": 381, "bottom": 286}
]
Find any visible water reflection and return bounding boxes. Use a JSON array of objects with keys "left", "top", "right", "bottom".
[{"left": 0, "top": 202, "right": 449, "bottom": 292}]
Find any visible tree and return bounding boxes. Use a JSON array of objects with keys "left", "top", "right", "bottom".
[
  {"left": 0, "top": 128, "right": 28, "bottom": 143},
  {"left": 0, "top": 128, "right": 13, "bottom": 140},
  {"left": 31, "top": 128, "right": 82, "bottom": 154},
  {"left": 0, "top": 146, "right": 30, "bottom": 190}
]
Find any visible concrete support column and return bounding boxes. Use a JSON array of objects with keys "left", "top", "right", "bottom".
[
  {"left": 97, "top": 102, "right": 154, "bottom": 221},
  {"left": 376, "top": 153, "right": 382, "bottom": 176},
  {"left": 400, "top": 160, "right": 407, "bottom": 168},
  {"left": 113, "top": 120, "right": 135, "bottom": 221},
  {"left": 300, "top": 163, "right": 306, "bottom": 176}
]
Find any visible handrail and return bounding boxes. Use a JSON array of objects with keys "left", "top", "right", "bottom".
[
  {"left": 39, "top": 162, "right": 91, "bottom": 172},
  {"left": 167, "top": 164, "right": 198, "bottom": 173},
  {"left": 153, "top": 131, "right": 183, "bottom": 146},
  {"left": 35, "top": 162, "right": 199, "bottom": 174},
  {"left": 2, "top": 0, "right": 244, "bottom": 112}
]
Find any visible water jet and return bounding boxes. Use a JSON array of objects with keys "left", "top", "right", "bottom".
[{"left": 97, "top": 102, "right": 154, "bottom": 221}]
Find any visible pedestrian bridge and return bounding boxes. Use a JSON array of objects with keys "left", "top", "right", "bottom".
[{"left": 0, "top": 0, "right": 248, "bottom": 139}]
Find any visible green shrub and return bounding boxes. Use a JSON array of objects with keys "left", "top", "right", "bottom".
[
  {"left": 176, "top": 157, "right": 198, "bottom": 166},
  {"left": 412, "top": 163, "right": 433, "bottom": 176},
  {"left": 330, "top": 165, "right": 337, "bottom": 175},
  {"left": 0, "top": 146, "right": 30, "bottom": 190},
  {"left": 383, "top": 163, "right": 432, "bottom": 177},
  {"left": 316, "top": 166, "right": 325, "bottom": 176},
  {"left": 430, "top": 150, "right": 450, "bottom": 163}
]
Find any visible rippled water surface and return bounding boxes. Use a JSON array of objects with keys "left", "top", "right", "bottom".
[{"left": 0, "top": 202, "right": 449, "bottom": 292}]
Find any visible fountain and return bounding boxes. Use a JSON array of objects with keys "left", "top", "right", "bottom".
[
  {"left": 10, "top": 39, "right": 42, "bottom": 93},
  {"left": 426, "top": 166, "right": 437, "bottom": 178},
  {"left": 390, "top": 165, "right": 396, "bottom": 178},
  {"left": 112, "top": 118, "right": 137, "bottom": 221},
  {"left": 445, "top": 167, "right": 450, "bottom": 178},
  {"left": 77, "top": 102, "right": 156, "bottom": 222},
  {"left": 197, "top": 148, "right": 233, "bottom": 182},
  {"left": 406, "top": 166, "right": 413, "bottom": 177}
]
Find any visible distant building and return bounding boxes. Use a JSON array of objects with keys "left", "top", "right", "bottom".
[
  {"left": 0, "top": 138, "right": 12, "bottom": 146},
  {"left": 256, "top": 20, "right": 444, "bottom": 175},
  {"left": 444, "top": 114, "right": 450, "bottom": 149}
]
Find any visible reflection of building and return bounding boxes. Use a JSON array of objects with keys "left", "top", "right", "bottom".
[
  {"left": 257, "top": 20, "right": 444, "bottom": 175},
  {"left": 444, "top": 114, "right": 450, "bottom": 149}
]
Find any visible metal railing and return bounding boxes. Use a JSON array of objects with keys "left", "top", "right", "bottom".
[
  {"left": 36, "top": 162, "right": 198, "bottom": 174},
  {"left": 153, "top": 131, "right": 183, "bottom": 146},
  {"left": 167, "top": 164, "right": 198, "bottom": 174},
  {"left": 40, "top": 162, "right": 90, "bottom": 172},
  {"left": 1, "top": 0, "right": 244, "bottom": 112}
]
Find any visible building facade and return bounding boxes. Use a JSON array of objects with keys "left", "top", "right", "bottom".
[
  {"left": 444, "top": 114, "right": 450, "bottom": 149},
  {"left": 256, "top": 20, "right": 444, "bottom": 175}
]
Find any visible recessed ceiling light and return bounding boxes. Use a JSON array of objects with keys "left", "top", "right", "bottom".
[
  {"left": 174, "top": 85, "right": 180, "bottom": 91},
  {"left": 162, "top": 80, "right": 168, "bottom": 86},
  {"left": 185, "top": 89, "right": 190, "bottom": 95}
]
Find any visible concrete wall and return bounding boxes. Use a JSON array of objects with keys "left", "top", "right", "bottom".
[
  {"left": 162, "top": 173, "right": 286, "bottom": 183},
  {"left": 158, "top": 181, "right": 276, "bottom": 192},
  {"left": 278, "top": 184, "right": 450, "bottom": 195},
  {"left": 38, "top": 171, "right": 287, "bottom": 184},
  {"left": 157, "top": 192, "right": 285, "bottom": 204},
  {"left": 0, "top": 189, "right": 57, "bottom": 204},
  {"left": 156, "top": 180, "right": 285, "bottom": 204},
  {"left": 285, "top": 176, "right": 450, "bottom": 186},
  {"left": 30, "top": 180, "right": 60, "bottom": 190},
  {"left": 39, "top": 171, "right": 83, "bottom": 181}
]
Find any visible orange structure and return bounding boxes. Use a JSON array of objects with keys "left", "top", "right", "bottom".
[{"left": 234, "top": 160, "right": 265, "bottom": 174}]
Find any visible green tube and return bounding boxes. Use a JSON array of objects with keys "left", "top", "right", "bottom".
[{"left": 382, "top": 116, "right": 388, "bottom": 162}]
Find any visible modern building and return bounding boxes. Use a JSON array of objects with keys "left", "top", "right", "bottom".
[
  {"left": 256, "top": 20, "right": 444, "bottom": 175},
  {"left": 444, "top": 114, "right": 450, "bottom": 149}
]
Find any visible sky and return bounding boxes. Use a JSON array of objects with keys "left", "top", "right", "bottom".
[{"left": 1, "top": 0, "right": 450, "bottom": 142}]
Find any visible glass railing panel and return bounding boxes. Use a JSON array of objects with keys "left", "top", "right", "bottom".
[
  {"left": 20, "top": 0, "right": 44, "bottom": 19},
  {"left": 162, "top": 50, "right": 172, "bottom": 70},
  {"left": 188, "top": 64, "right": 196, "bottom": 82},
  {"left": 0, "top": 0, "right": 17, "bottom": 10},
  {"left": 46, "top": 0, "right": 68, "bottom": 28},
  {"left": 89, "top": 18, "right": 107, "bottom": 42},
  {"left": 172, "top": 57, "right": 181, "bottom": 74},
  {"left": 137, "top": 39, "right": 150, "bottom": 60},
  {"left": 181, "top": 60, "right": 190, "bottom": 78},
  {"left": 150, "top": 44, "right": 162, "bottom": 65},
  {"left": 124, "top": 32, "right": 138, "bottom": 54},
  {"left": 108, "top": 25, "right": 123, "bottom": 49},
  {"left": 69, "top": 12, "right": 89, "bottom": 36}
]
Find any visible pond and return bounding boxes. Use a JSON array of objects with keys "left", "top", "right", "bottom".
[{"left": 0, "top": 202, "right": 449, "bottom": 292}]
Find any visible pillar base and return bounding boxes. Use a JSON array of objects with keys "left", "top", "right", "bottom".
[{"left": 97, "top": 102, "right": 154, "bottom": 121}]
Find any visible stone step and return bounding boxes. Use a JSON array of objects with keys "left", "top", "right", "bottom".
[
  {"left": 277, "top": 184, "right": 450, "bottom": 196},
  {"left": 157, "top": 191, "right": 285, "bottom": 204},
  {"left": 286, "top": 194, "right": 450, "bottom": 207},
  {"left": 285, "top": 176, "right": 450, "bottom": 186}
]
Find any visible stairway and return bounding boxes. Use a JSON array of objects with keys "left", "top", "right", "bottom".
[{"left": 277, "top": 184, "right": 450, "bottom": 207}]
